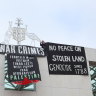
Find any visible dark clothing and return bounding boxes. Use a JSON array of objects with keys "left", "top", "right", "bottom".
[{"left": 40, "top": 42, "right": 47, "bottom": 56}]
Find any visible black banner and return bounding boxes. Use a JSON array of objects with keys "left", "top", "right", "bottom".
[
  {"left": 6, "top": 54, "right": 41, "bottom": 82},
  {"left": 43, "top": 42, "right": 88, "bottom": 75},
  {"left": 0, "top": 44, "right": 44, "bottom": 56}
]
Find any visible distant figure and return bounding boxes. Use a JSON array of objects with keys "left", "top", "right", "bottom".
[
  {"left": 40, "top": 40, "right": 47, "bottom": 56},
  {"left": 40, "top": 40, "right": 45, "bottom": 45}
]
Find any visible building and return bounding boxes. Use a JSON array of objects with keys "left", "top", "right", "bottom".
[{"left": 0, "top": 46, "right": 95, "bottom": 96}]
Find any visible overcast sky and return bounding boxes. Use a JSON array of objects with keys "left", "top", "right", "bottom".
[{"left": 0, "top": 0, "right": 96, "bottom": 48}]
